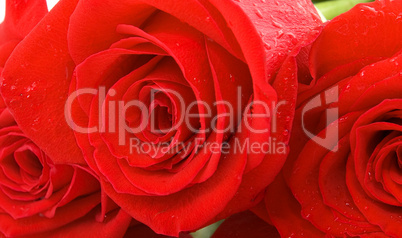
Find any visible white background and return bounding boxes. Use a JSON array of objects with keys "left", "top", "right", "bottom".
[{"left": 1, "top": 0, "right": 60, "bottom": 23}]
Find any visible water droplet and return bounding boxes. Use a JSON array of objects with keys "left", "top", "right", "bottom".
[
  {"left": 364, "top": 206, "right": 369, "bottom": 210},
  {"left": 282, "top": 129, "right": 289, "bottom": 137},
  {"left": 277, "top": 30, "right": 284, "bottom": 38},
  {"left": 26, "top": 82, "right": 37, "bottom": 92},
  {"left": 255, "top": 9, "right": 264, "bottom": 19},
  {"left": 360, "top": 5, "right": 377, "bottom": 14},
  {"left": 345, "top": 202, "right": 350, "bottom": 206},
  {"left": 272, "top": 20, "right": 283, "bottom": 28},
  {"left": 287, "top": 32, "right": 296, "bottom": 39},
  {"left": 390, "top": 57, "right": 399, "bottom": 66},
  {"left": 176, "top": 43, "right": 180, "bottom": 47},
  {"left": 229, "top": 74, "right": 234, "bottom": 82},
  {"left": 264, "top": 43, "right": 271, "bottom": 50}
]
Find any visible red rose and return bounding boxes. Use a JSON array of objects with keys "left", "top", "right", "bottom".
[
  {"left": 1, "top": 0, "right": 321, "bottom": 235},
  {"left": 0, "top": 1, "right": 137, "bottom": 236},
  {"left": 261, "top": 0, "right": 402, "bottom": 237},
  {"left": 0, "top": 100, "right": 136, "bottom": 237}
]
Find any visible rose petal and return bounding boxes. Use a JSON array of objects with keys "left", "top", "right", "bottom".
[
  {"left": 310, "top": 0, "right": 402, "bottom": 78},
  {"left": 1, "top": 0, "right": 85, "bottom": 164},
  {"left": 265, "top": 174, "right": 325, "bottom": 237},
  {"left": 103, "top": 129, "right": 247, "bottom": 236},
  {"left": 0, "top": 0, "right": 48, "bottom": 45}
]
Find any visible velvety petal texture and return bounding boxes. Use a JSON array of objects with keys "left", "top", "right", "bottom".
[
  {"left": 0, "top": 107, "right": 134, "bottom": 237},
  {"left": 0, "top": 1, "right": 138, "bottom": 236},
  {"left": 0, "top": 0, "right": 48, "bottom": 70},
  {"left": 1, "top": 0, "right": 321, "bottom": 235},
  {"left": 264, "top": 0, "right": 402, "bottom": 237}
]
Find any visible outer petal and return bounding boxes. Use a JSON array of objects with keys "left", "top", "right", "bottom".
[
  {"left": 1, "top": 0, "right": 85, "bottom": 164},
  {"left": 0, "top": 0, "right": 48, "bottom": 45},
  {"left": 0, "top": 193, "right": 99, "bottom": 237},
  {"left": 103, "top": 130, "right": 247, "bottom": 236},
  {"left": 214, "top": 55, "right": 299, "bottom": 220},
  {"left": 36, "top": 208, "right": 132, "bottom": 238},
  {"left": 0, "top": 0, "right": 48, "bottom": 72},
  {"left": 215, "top": 31, "right": 321, "bottom": 220},
  {"left": 265, "top": 174, "right": 325, "bottom": 237},
  {"left": 67, "top": 0, "right": 237, "bottom": 65},
  {"left": 310, "top": 0, "right": 402, "bottom": 79},
  {"left": 210, "top": 0, "right": 321, "bottom": 81}
]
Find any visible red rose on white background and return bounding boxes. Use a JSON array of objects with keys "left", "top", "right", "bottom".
[{"left": 1, "top": 0, "right": 321, "bottom": 235}]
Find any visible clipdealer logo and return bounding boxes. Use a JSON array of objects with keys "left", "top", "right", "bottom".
[{"left": 301, "top": 86, "right": 339, "bottom": 151}]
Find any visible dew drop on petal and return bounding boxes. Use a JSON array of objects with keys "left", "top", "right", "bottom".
[
  {"left": 272, "top": 20, "right": 283, "bottom": 28},
  {"left": 255, "top": 9, "right": 264, "bottom": 19},
  {"left": 282, "top": 129, "right": 289, "bottom": 137},
  {"left": 264, "top": 43, "right": 271, "bottom": 50},
  {"left": 229, "top": 74, "right": 234, "bottom": 82}
]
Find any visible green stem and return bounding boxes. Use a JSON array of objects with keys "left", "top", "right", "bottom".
[{"left": 315, "top": 0, "right": 373, "bottom": 20}]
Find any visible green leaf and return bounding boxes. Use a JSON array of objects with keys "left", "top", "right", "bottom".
[
  {"left": 315, "top": 0, "right": 374, "bottom": 20},
  {"left": 190, "top": 220, "right": 224, "bottom": 238}
]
